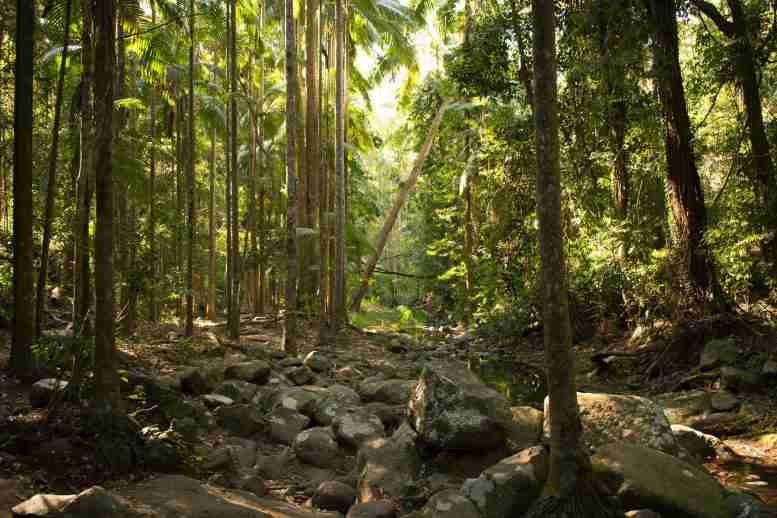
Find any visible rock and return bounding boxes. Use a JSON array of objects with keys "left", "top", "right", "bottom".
[
  {"left": 142, "top": 427, "right": 183, "bottom": 472},
  {"left": 709, "top": 391, "right": 740, "bottom": 412},
  {"left": 725, "top": 491, "right": 770, "bottom": 518},
  {"left": 592, "top": 442, "right": 727, "bottom": 518},
  {"left": 279, "top": 357, "right": 304, "bottom": 368},
  {"left": 313, "top": 399, "right": 351, "bottom": 427},
  {"left": 460, "top": 445, "right": 548, "bottom": 518},
  {"left": 328, "top": 385, "right": 362, "bottom": 405},
  {"left": 286, "top": 366, "right": 315, "bottom": 386},
  {"left": 304, "top": 351, "right": 333, "bottom": 373},
  {"left": 699, "top": 339, "right": 738, "bottom": 370},
  {"left": 267, "top": 407, "right": 311, "bottom": 445},
  {"left": 336, "top": 366, "right": 360, "bottom": 379},
  {"left": 273, "top": 387, "right": 323, "bottom": 417},
  {"left": 333, "top": 409, "right": 385, "bottom": 449},
  {"left": 216, "top": 381, "right": 260, "bottom": 403},
  {"left": 655, "top": 391, "right": 711, "bottom": 427},
  {"left": 312, "top": 481, "right": 357, "bottom": 514},
  {"left": 507, "top": 406, "right": 543, "bottom": 450},
  {"left": 13, "top": 486, "right": 136, "bottom": 518},
  {"left": 544, "top": 392, "right": 678, "bottom": 455},
  {"left": 625, "top": 511, "right": 662, "bottom": 518},
  {"left": 29, "top": 379, "right": 69, "bottom": 408},
  {"left": 215, "top": 405, "right": 264, "bottom": 437},
  {"left": 237, "top": 475, "right": 267, "bottom": 497},
  {"left": 356, "top": 423, "right": 420, "bottom": 503},
  {"left": 346, "top": 501, "right": 396, "bottom": 518},
  {"left": 408, "top": 361, "right": 513, "bottom": 451},
  {"left": 721, "top": 367, "right": 761, "bottom": 393},
  {"left": 363, "top": 403, "right": 405, "bottom": 432},
  {"left": 431, "top": 445, "right": 514, "bottom": 479},
  {"left": 293, "top": 427, "right": 342, "bottom": 469},
  {"left": 204, "top": 447, "right": 233, "bottom": 470},
  {"left": 202, "top": 394, "right": 235, "bottom": 408},
  {"left": 359, "top": 379, "right": 414, "bottom": 405},
  {"left": 419, "top": 489, "right": 480, "bottom": 518},
  {"left": 670, "top": 425, "right": 722, "bottom": 461},
  {"left": 225, "top": 361, "right": 271, "bottom": 385},
  {"left": 255, "top": 451, "right": 292, "bottom": 480},
  {"left": 0, "top": 479, "right": 22, "bottom": 518},
  {"left": 223, "top": 437, "right": 258, "bottom": 470},
  {"left": 762, "top": 359, "right": 777, "bottom": 377},
  {"left": 181, "top": 368, "right": 211, "bottom": 395}
]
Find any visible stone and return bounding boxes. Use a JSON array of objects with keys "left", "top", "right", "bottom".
[
  {"left": 273, "top": 387, "right": 323, "bottom": 417},
  {"left": 216, "top": 381, "right": 260, "bottom": 403},
  {"left": 358, "top": 379, "right": 414, "bottom": 405},
  {"left": 592, "top": 442, "right": 727, "bottom": 518},
  {"left": 29, "top": 379, "right": 69, "bottom": 408},
  {"left": 709, "top": 391, "right": 740, "bottom": 412},
  {"left": 202, "top": 394, "right": 235, "bottom": 408},
  {"left": 408, "top": 361, "right": 513, "bottom": 451},
  {"left": 304, "top": 351, "right": 333, "bottom": 373},
  {"left": 181, "top": 368, "right": 211, "bottom": 395},
  {"left": 223, "top": 437, "right": 258, "bottom": 470},
  {"left": 267, "top": 407, "right": 311, "bottom": 445},
  {"left": 293, "top": 427, "right": 342, "bottom": 469},
  {"left": 625, "top": 512, "right": 662, "bottom": 518},
  {"left": 460, "top": 445, "right": 548, "bottom": 518},
  {"left": 507, "top": 406, "right": 543, "bottom": 450},
  {"left": 255, "top": 451, "right": 292, "bottom": 480},
  {"left": 655, "top": 391, "right": 711, "bottom": 427},
  {"left": 286, "top": 366, "right": 315, "bottom": 386},
  {"left": 544, "top": 392, "right": 678, "bottom": 455},
  {"left": 346, "top": 501, "right": 396, "bottom": 518},
  {"left": 725, "top": 491, "right": 770, "bottom": 518},
  {"left": 225, "top": 361, "right": 271, "bottom": 385},
  {"left": 363, "top": 403, "right": 405, "bottom": 432},
  {"left": 141, "top": 427, "right": 184, "bottom": 472},
  {"left": 762, "top": 359, "right": 777, "bottom": 377},
  {"left": 699, "top": 339, "right": 738, "bottom": 370},
  {"left": 356, "top": 423, "right": 420, "bottom": 503},
  {"left": 312, "top": 481, "right": 357, "bottom": 514},
  {"left": 237, "top": 475, "right": 267, "bottom": 497},
  {"left": 333, "top": 409, "right": 385, "bottom": 449},
  {"left": 0, "top": 478, "right": 22, "bottom": 518},
  {"left": 279, "top": 357, "right": 304, "bottom": 368},
  {"left": 215, "top": 405, "right": 264, "bottom": 437},
  {"left": 203, "top": 447, "right": 233, "bottom": 470},
  {"left": 670, "top": 425, "right": 722, "bottom": 461},
  {"left": 13, "top": 486, "right": 136, "bottom": 518},
  {"left": 720, "top": 367, "right": 761, "bottom": 393},
  {"left": 327, "top": 385, "right": 362, "bottom": 405},
  {"left": 419, "top": 489, "right": 480, "bottom": 518},
  {"left": 313, "top": 399, "right": 351, "bottom": 427}
]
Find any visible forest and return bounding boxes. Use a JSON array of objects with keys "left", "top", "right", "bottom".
[{"left": 1, "top": 0, "right": 777, "bottom": 516}]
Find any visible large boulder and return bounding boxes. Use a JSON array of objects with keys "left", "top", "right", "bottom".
[
  {"left": 12, "top": 486, "right": 138, "bottom": 518},
  {"left": 408, "top": 361, "right": 513, "bottom": 451},
  {"left": 216, "top": 381, "right": 260, "bottom": 403},
  {"left": 359, "top": 378, "right": 415, "bottom": 405},
  {"left": 670, "top": 425, "right": 727, "bottom": 462},
  {"left": 357, "top": 423, "right": 420, "bottom": 503},
  {"left": 507, "top": 406, "right": 543, "bottom": 450},
  {"left": 418, "top": 490, "right": 480, "bottom": 518},
  {"left": 215, "top": 405, "right": 265, "bottom": 437},
  {"left": 29, "top": 379, "right": 69, "bottom": 408},
  {"left": 293, "top": 427, "right": 342, "bottom": 469},
  {"left": 592, "top": 442, "right": 727, "bottom": 518},
  {"left": 699, "top": 339, "right": 738, "bottom": 371},
  {"left": 267, "top": 407, "right": 310, "bottom": 445},
  {"left": 460, "top": 445, "right": 548, "bottom": 518},
  {"left": 720, "top": 367, "right": 761, "bottom": 393},
  {"left": 346, "top": 501, "right": 396, "bottom": 518},
  {"left": 272, "top": 387, "right": 324, "bottom": 417},
  {"left": 312, "top": 481, "right": 357, "bottom": 514},
  {"left": 544, "top": 393, "right": 678, "bottom": 455},
  {"left": 333, "top": 409, "right": 385, "bottom": 449},
  {"left": 224, "top": 361, "right": 271, "bottom": 385}
]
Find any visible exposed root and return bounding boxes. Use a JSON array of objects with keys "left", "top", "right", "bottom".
[{"left": 523, "top": 491, "right": 622, "bottom": 518}]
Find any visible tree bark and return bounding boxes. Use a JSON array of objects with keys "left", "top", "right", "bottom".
[
  {"left": 207, "top": 126, "right": 217, "bottom": 320},
  {"left": 257, "top": 1, "right": 266, "bottom": 315},
  {"left": 11, "top": 0, "right": 35, "bottom": 378},
  {"left": 349, "top": 103, "right": 449, "bottom": 313},
  {"left": 228, "top": 0, "right": 240, "bottom": 339},
  {"left": 185, "top": 0, "right": 196, "bottom": 336},
  {"left": 333, "top": 0, "right": 347, "bottom": 329},
  {"left": 307, "top": 0, "right": 321, "bottom": 314},
  {"left": 93, "top": 0, "right": 120, "bottom": 410},
  {"left": 147, "top": 3, "right": 158, "bottom": 322}
]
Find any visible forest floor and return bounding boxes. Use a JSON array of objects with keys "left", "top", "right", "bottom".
[{"left": 0, "top": 308, "right": 776, "bottom": 515}]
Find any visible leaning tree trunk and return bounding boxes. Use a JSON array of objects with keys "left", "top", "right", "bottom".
[
  {"left": 11, "top": 0, "right": 35, "bottom": 378},
  {"left": 93, "top": 0, "right": 120, "bottom": 411},
  {"left": 283, "top": 0, "right": 299, "bottom": 355},
  {"left": 185, "top": 0, "right": 196, "bottom": 337},
  {"left": 333, "top": 0, "right": 347, "bottom": 329},
  {"left": 646, "top": 0, "right": 720, "bottom": 305},
  {"left": 35, "top": 0, "right": 72, "bottom": 338},
  {"left": 349, "top": 102, "right": 449, "bottom": 312}
]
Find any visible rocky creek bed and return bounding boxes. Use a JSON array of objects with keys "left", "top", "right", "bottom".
[{"left": 1, "top": 316, "right": 776, "bottom": 517}]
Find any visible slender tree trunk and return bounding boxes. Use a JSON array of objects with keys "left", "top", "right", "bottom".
[
  {"left": 646, "top": 0, "right": 719, "bottom": 304},
  {"left": 228, "top": 0, "right": 240, "bottom": 339},
  {"left": 258, "top": 1, "right": 266, "bottom": 315},
  {"left": 185, "top": 0, "right": 196, "bottom": 336},
  {"left": 207, "top": 127, "right": 216, "bottom": 320},
  {"left": 225, "top": 4, "right": 232, "bottom": 321},
  {"left": 350, "top": 103, "right": 449, "bottom": 312},
  {"left": 11, "top": 0, "right": 35, "bottom": 378},
  {"left": 283, "top": 0, "right": 299, "bottom": 354},
  {"left": 247, "top": 29, "right": 258, "bottom": 314},
  {"left": 333, "top": 0, "right": 347, "bottom": 329},
  {"left": 148, "top": 4, "right": 158, "bottom": 322},
  {"left": 318, "top": 0, "right": 328, "bottom": 338},
  {"left": 35, "top": 0, "right": 73, "bottom": 338},
  {"left": 307, "top": 0, "right": 321, "bottom": 314},
  {"left": 93, "top": 0, "right": 120, "bottom": 410},
  {"left": 116, "top": 13, "right": 133, "bottom": 336}
]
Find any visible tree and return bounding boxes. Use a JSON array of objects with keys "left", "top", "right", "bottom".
[
  {"left": 93, "top": 0, "right": 120, "bottom": 410},
  {"left": 185, "top": 0, "right": 196, "bottom": 337},
  {"left": 11, "top": 0, "right": 35, "bottom": 379},
  {"left": 524, "top": 0, "right": 618, "bottom": 515},
  {"left": 645, "top": 0, "right": 720, "bottom": 304},
  {"left": 227, "top": 0, "right": 240, "bottom": 339},
  {"left": 333, "top": 0, "right": 347, "bottom": 329},
  {"left": 283, "top": 0, "right": 299, "bottom": 355}
]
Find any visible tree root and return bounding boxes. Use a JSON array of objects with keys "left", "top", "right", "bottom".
[{"left": 523, "top": 489, "right": 622, "bottom": 518}]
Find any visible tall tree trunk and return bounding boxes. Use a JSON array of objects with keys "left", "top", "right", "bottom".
[
  {"left": 207, "top": 127, "right": 217, "bottom": 320},
  {"left": 225, "top": 4, "right": 232, "bottom": 321},
  {"left": 93, "top": 0, "right": 120, "bottom": 410},
  {"left": 147, "top": 4, "right": 158, "bottom": 322},
  {"left": 257, "top": 0, "right": 266, "bottom": 315},
  {"left": 116, "top": 12, "right": 133, "bottom": 336},
  {"left": 333, "top": 0, "right": 347, "bottom": 329},
  {"left": 247, "top": 26, "right": 258, "bottom": 315},
  {"left": 307, "top": 0, "right": 321, "bottom": 314},
  {"left": 350, "top": 103, "right": 449, "bottom": 312},
  {"left": 36, "top": 0, "right": 73, "bottom": 338},
  {"left": 228, "top": 0, "right": 240, "bottom": 339},
  {"left": 525, "top": 2, "right": 616, "bottom": 515},
  {"left": 11, "top": 0, "right": 35, "bottom": 378},
  {"left": 318, "top": 0, "right": 328, "bottom": 338},
  {"left": 185, "top": 0, "right": 196, "bottom": 336},
  {"left": 283, "top": 0, "right": 299, "bottom": 354},
  {"left": 646, "top": 0, "right": 719, "bottom": 304}
]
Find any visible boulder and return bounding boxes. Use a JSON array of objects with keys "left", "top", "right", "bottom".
[
  {"left": 655, "top": 391, "right": 711, "bottom": 427},
  {"left": 29, "top": 379, "right": 69, "bottom": 408},
  {"left": 544, "top": 392, "right": 678, "bottom": 455},
  {"left": 224, "top": 361, "right": 271, "bottom": 385},
  {"left": 333, "top": 409, "right": 385, "bottom": 449},
  {"left": 215, "top": 405, "right": 265, "bottom": 437},
  {"left": 12, "top": 486, "right": 137, "bottom": 518},
  {"left": 507, "top": 406, "right": 543, "bottom": 450},
  {"left": 709, "top": 391, "right": 740, "bottom": 412},
  {"left": 460, "top": 445, "right": 548, "bottom": 518},
  {"left": 303, "top": 351, "right": 333, "bottom": 373},
  {"left": 408, "top": 361, "right": 513, "bottom": 451},
  {"left": 419, "top": 489, "right": 480, "bottom": 518},
  {"left": 699, "top": 339, "right": 738, "bottom": 370},
  {"left": 364, "top": 403, "right": 405, "bottom": 432},
  {"left": 237, "top": 475, "right": 267, "bottom": 497},
  {"left": 313, "top": 385, "right": 362, "bottom": 426},
  {"left": 312, "top": 481, "right": 357, "bottom": 514},
  {"left": 327, "top": 384, "right": 361, "bottom": 405},
  {"left": 592, "top": 442, "right": 727, "bottom": 518},
  {"left": 346, "top": 501, "right": 396, "bottom": 518},
  {"left": 762, "top": 359, "right": 777, "bottom": 377},
  {"left": 357, "top": 423, "right": 420, "bottom": 503},
  {"left": 223, "top": 437, "right": 258, "bottom": 470},
  {"left": 202, "top": 394, "right": 235, "bottom": 408},
  {"left": 216, "top": 381, "right": 260, "bottom": 403},
  {"left": 359, "top": 379, "right": 414, "bottom": 405},
  {"left": 293, "top": 427, "right": 342, "bottom": 469},
  {"left": 203, "top": 447, "right": 233, "bottom": 471},
  {"left": 181, "top": 368, "right": 211, "bottom": 395},
  {"left": 286, "top": 366, "right": 315, "bottom": 386},
  {"left": 720, "top": 367, "right": 761, "bottom": 393},
  {"left": 725, "top": 491, "right": 771, "bottom": 518},
  {"left": 273, "top": 387, "right": 323, "bottom": 417},
  {"left": 267, "top": 407, "right": 310, "bottom": 445},
  {"left": 279, "top": 357, "right": 303, "bottom": 368},
  {"left": 670, "top": 425, "right": 722, "bottom": 461}
]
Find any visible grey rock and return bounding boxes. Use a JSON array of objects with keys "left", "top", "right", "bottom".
[
  {"left": 709, "top": 391, "right": 740, "bottom": 412},
  {"left": 358, "top": 379, "right": 414, "bottom": 405},
  {"left": 202, "top": 394, "right": 235, "bottom": 409},
  {"left": 655, "top": 391, "right": 712, "bottom": 427},
  {"left": 216, "top": 380, "right": 260, "bottom": 403},
  {"left": 203, "top": 447, "right": 233, "bottom": 470},
  {"left": 224, "top": 361, "right": 271, "bottom": 385},
  {"left": 237, "top": 475, "right": 267, "bottom": 497},
  {"left": 356, "top": 423, "right": 419, "bottom": 503},
  {"left": 762, "top": 359, "right": 777, "bottom": 377},
  {"left": 508, "top": 406, "right": 543, "bottom": 450},
  {"left": 721, "top": 367, "right": 761, "bottom": 393},
  {"left": 312, "top": 481, "right": 357, "bottom": 514},
  {"left": 272, "top": 387, "right": 324, "bottom": 417},
  {"left": 181, "top": 368, "right": 211, "bottom": 395},
  {"left": 725, "top": 491, "right": 770, "bottom": 518},
  {"left": 286, "top": 366, "right": 315, "bottom": 386},
  {"left": 279, "top": 357, "right": 303, "bottom": 368},
  {"left": 267, "top": 407, "right": 310, "bottom": 445},
  {"left": 12, "top": 486, "right": 137, "bottom": 517},
  {"left": 346, "top": 501, "right": 396, "bottom": 518},
  {"left": 304, "top": 351, "right": 333, "bottom": 373},
  {"left": 699, "top": 339, "right": 738, "bottom": 371},
  {"left": 293, "top": 427, "right": 342, "bottom": 469},
  {"left": 30, "top": 379, "right": 69, "bottom": 408},
  {"left": 363, "top": 403, "right": 405, "bottom": 432},
  {"left": 215, "top": 404, "right": 264, "bottom": 437},
  {"left": 419, "top": 489, "right": 479, "bottom": 518},
  {"left": 670, "top": 425, "right": 722, "bottom": 461},
  {"left": 333, "top": 410, "right": 385, "bottom": 449}
]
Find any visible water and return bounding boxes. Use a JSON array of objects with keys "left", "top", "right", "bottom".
[{"left": 472, "top": 358, "right": 547, "bottom": 408}]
